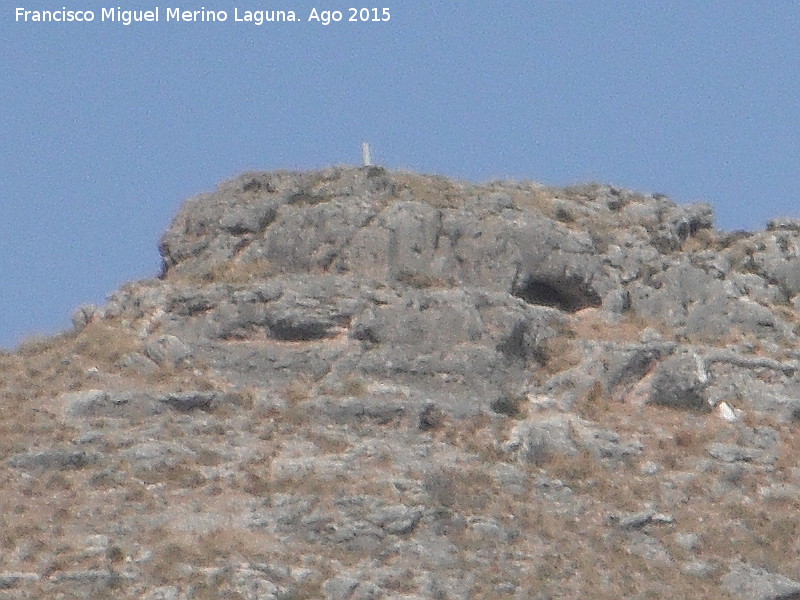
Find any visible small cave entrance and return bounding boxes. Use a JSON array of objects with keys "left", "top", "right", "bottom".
[
  {"left": 268, "top": 318, "right": 330, "bottom": 341},
  {"left": 512, "top": 274, "right": 601, "bottom": 313}
]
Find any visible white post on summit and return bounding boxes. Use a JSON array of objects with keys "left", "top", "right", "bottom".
[{"left": 362, "top": 142, "right": 372, "bottom": 167}]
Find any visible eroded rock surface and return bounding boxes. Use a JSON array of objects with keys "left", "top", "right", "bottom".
[{"left": 3, "top": 167, "right": 800, "bottom": 599}]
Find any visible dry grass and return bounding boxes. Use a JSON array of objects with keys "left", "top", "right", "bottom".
[
  {"left": 544, "top": 449, "right": 607, "bottom": 487},
  {"left": 0, "top": 383, "right": 795, "bottom": 600},
  {"left": 394, "top": 270, "right": 454, "bottom": 289},
  {"left": 72, "top": 321, "right": 140, "bottom": 364},
  {"left": 282, "top": 375, "right": 314, "bottom": 403},
  {"left": 341, "top": 375, "right": 367, "bottom": 397},
  {"left": 204, "top": 258, "right": 279, "bottom": 284},
  {"left": 134, "top": 461, "right": 207, "bottom": 488},
  {"left": 536, "top": 334, "right": 582, "bottom": 374},
  {"left": 392, "top": 172, "right": 470, "bottom": 209},
  {"left": 441, "top": 413, "right": 505, "bottom": 463},
  {"left": 5, "top": 319, "right": 147, "bottom": 407},
  {"left": 680, "top": 227, "right": 718, "bottom": 253},
  {"left": 307, "top": 430, "right": 351, "bottom": 454},
  {"left": 571, "top": 309, "right": 675, "bottom": 343},
  {"left": 2, "top": 225, "right": 800, "bottom": 600},
  {"left": 506, "top": 186, "right": 560, "bottom": 216},
  {"left": 319, "top": 374, "right": 368, "bottom": 398},
  {"left": 422, "top": 464, "right": 496, "bottom": 513},
  {"left": 573, "top": 379, "right": 612, "bottom": 421}
]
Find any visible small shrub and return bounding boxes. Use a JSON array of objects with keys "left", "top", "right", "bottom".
[
  {"left": 204, "top": 258, "right": 279, "bottom": 284},
  {"left": 135, "top": 462, "right": 206, "bottom": 489},
  {"left": 490, "top": 394, "right": 527, "bottom": 418},
  {"left": 422, "top": 466, "right": 495, "bottom": 513},
  {"left": 105, "top": 545, "right": 125, "bottom": 566},
  {"left": 423, "top": 469, "right": 456, "bottom": 508},
  {"left": 419, "top": 403, "right": 446, "bottom": 431},
  {"left": 241, "top": 470, "right": 271, "bottom": 496},
  {"left": 283, "top": 375, "right": 313, "bottom": 403},
  {"left": 554, "top": 206, "right": 575, "bottom": 223},
  {"left": 546, "top": 450, "right": 602, "bottom": 485},
  {"left": 395, "top": 270, "right": 452, "bottom": 289},
  {"left": 307, "top": 431, "right": 350, "bottom": 453},
  {"left": 573, "top": 380, "right": 609, "bottom": 421},
  {"left": 536, "top": 335, "right": 581, "bottom": 374},
  {"left": 674, "top": 429, "right": 697, "bottom": 449},
  {"left": 342, "top": 375, "right": 367, "bottom": 397},
  {"left": 147, "top": 540, "right": 194, "bottom": 584}
]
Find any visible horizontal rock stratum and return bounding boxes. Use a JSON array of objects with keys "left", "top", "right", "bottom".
[{"left": 2, "top": 166, "right": 800, "bottom": 599}]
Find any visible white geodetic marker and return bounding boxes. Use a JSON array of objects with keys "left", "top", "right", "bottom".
[{"left": 362, "top": 142, "right": 372, "bottom": 167}]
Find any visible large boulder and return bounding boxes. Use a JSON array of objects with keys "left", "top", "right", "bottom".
[{"left": 646, "top": 353, "right": 710, "bottom": 411}]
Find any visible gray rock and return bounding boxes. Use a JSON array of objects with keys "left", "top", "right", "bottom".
[
  {"left": 8, "top": 448, "right": 98, "bottom": 471},
  {"left": 310, "top": 397, "right": 406, "bottom": 426},
  {"left": 144, "top": 334, "right": 192, "bottom": 366},
  {"left": 64, "top": 389, "right": 167, "bottom": 419},
  {"left": 232, "top": 566, "right": 280, "bottom": 600},
  {"left": 674, "top": 532, "right": 700, "bottom": 551},
  {"left": 117, "top": 351, "right": 160, "bottom": 376},
  {"left": 503, "top": 416, "right": 579, "bottom": 465},
  {"left": 51, "top": 569, "right": 125, "bottom": 588},
  {"left": 685, "top": 296, "right": 781, "bottom": 340},
  {"left": 681, "top": 561, "right": 717, "bottom": 577},
  {"left": 158, "top": 391, "right": 217, "bottom": 412},
  {"left": 603, "top": 343, "right": 673, "bottom": 392},
  {"left": 574, "top": 425, "right": 643, "bottom": 462},
  {"left": 71, "top": 304, "right": 98, "bottom": 330},
  {"left": 616, "top": 510, "right": 656, "bottom": 530},
  {"left": 707, "top": 442, "right": 774, "bottom": 464},
  {"left": 323, "top": 577, "right": 359, "bottom": 600},
  {"left": 0, "top": 573, "right": 39, "bottom": 589},
  {"left": 367, "top": 504, "right": 424, "bottom": 535},
  {"left": 17, "top": 166, "right": 800, "bottom": 599},
  {"left": 624, "top": 532, "right": 674, "bottom": 566},
  {"left": 758, "top": 483, "right": 800, "bottom": 501},
  {"left": 722, "top": 562, "right": 800, "bottom": 600},
  {"left": 418, "top": 402, "right": 446, "bottom": 431},
  {"left": 647, "top": 353, "right": 710, "bottom": 411},
  {"left": 61, "top": 389, "right": 110, "bottom": 418},
  {"left": 767, "top": 217, "right": 800, "bottom": 232},
  {"left": 490, "top": 463, "right": 528, "bottom": 496},
  {"left": 142, "top": 587, "right": 181, "bottom": 600},
  {"left": 468, "top": 516, "right": 511, "bottom": 542},
  {"left": 122, "top": 441, "right": 195, "bottom": 471},
  {"left": 640, "top": 461, "right": 661, "bottom": 475},
  {"left": 157, "top": 169, "right": 616, "bottom": 311},
  {"left": 84, "top": 534, "right": 110, "bottom": 552},
  {"left": 323, "top": 577, "right": 381, "bottom": 600},
  {"left": 740, "top": 231, "right": 800, "bottom": 297}
]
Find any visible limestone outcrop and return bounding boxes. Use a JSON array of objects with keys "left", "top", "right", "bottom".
[{"left": 3, "top": 166, "right": 800, "bottom": 599}]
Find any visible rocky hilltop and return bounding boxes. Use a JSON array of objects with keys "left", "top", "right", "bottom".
[{"left": 3, "top": 166, "right": 800, "bottom": 599}]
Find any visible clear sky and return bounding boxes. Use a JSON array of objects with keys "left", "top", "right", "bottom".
[{"left": 2, "top": 2, "right": 800, "bottom": 349}]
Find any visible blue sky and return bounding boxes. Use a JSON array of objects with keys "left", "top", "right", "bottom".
[{"left": 2, "top": 2, "right": 799, "bottom": 349}]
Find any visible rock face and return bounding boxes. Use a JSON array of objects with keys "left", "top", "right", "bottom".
[
  {"left": 105, "top": 168, "right": 800, "bottom": 415},
  {"left": 3, "top": 166, "right": 800, "bottom": 599},
  {"left": 723, "top": 562, "right": 800, "bottom": 600}
]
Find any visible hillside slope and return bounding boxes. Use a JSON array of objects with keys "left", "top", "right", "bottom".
[{"left": 3, "top": 166, "right": 800, "bottom": 599}]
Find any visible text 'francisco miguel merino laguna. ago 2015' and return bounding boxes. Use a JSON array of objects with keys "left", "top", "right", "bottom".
[{"left": 15, "top": 7, "right": 392, "bottom": 26}]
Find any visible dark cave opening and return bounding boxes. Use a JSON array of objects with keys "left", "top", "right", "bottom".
[
  {"left": 269, "top": 318, "right": 330, "bottom": 341},
  {"left": 512, "top": 275, "right": 601, "bottom": 313}
]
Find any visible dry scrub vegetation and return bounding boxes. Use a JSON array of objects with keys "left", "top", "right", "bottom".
[
  {"left": 2, "top": 329, "right": 799, "bottom": 600},
  {"left": 3, "top": 171, "right": 800, "bottom": 597},
  {"left": 2, "top": 293, "right": 799, "bottom": 600}
]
